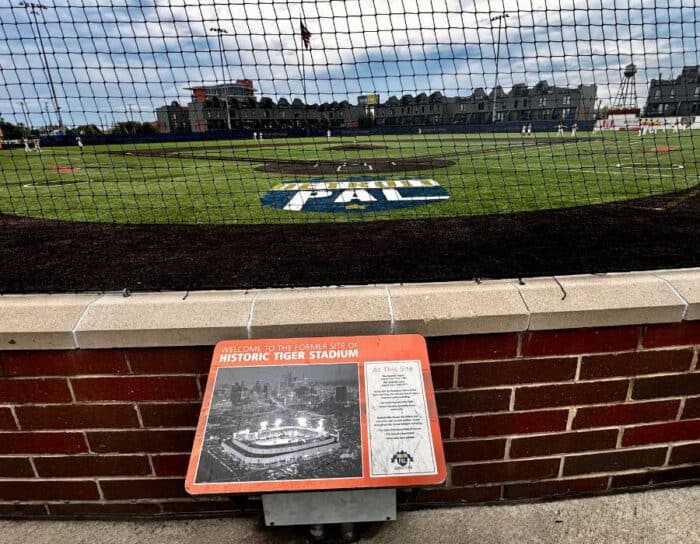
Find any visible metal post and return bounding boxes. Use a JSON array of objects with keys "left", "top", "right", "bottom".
[
  {"left": 299, "top": 17, "right": 310, "bottom": 137},
  {"left": 210, "top": 27, "right": 232, "bottom": 129},
  {"left": 490, "top": 13, "right": 509, "bottom": 124},
  {"left": 20, "top": 2, "right": 63, "bottom": 129},
  {"left": 43, "top": 100, "right": 53, "bottom": 132},
  {"left": 19, "top": 101, "right": 31, "bottom": 137}
]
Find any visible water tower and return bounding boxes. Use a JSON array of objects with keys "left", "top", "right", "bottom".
[
  {"left": 598, "top": 62, "right": 641, "bottom": 131},
  {"left": 613, "top": 63, "right": 639, "bottom": 109}
]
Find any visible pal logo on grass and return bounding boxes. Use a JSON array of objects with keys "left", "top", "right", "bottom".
[{"left": 261, "top": 178, "right": 449, "bottom": 212}]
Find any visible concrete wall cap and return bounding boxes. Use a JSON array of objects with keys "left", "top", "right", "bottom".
[{"left": 0, "top": 268, "right": 697, "bottom": 350}]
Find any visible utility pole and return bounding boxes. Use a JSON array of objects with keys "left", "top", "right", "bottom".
[
  {"left": 490, "top": 12, "right": 509, "bottom": 124},
  {"left": 210, "top": 27, "right": 232, "bottom": 129},
  {"left": 19, "top": 1, "right": 63, "bottom": 130}
]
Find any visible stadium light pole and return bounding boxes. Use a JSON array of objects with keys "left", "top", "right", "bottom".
[
  {"left": 490, "top": 12, "right": 509, "bottom": 124},
  {"left": 19, "top": 1, "right": 63, "bottom": 130},
  {"left": 209, "top": 27, "right": 230, "bottom": 83},
  {"left": 43, "top": 100, "right": 54, "bottom": 132},
  {"left": 19, "top": 101, "right": 31, "bottom": 137},
  {"left": 209, "top": 27, "right": 232, "bottom": 130}
]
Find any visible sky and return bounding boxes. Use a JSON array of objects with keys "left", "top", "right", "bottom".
[
  {"left": 214, "top": 363, "right": 359, "bottom": 388},
  {"left": 0, "top": 0, "right": 698, "bottom": 127}
]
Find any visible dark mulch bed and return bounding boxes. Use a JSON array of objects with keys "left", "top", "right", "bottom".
[{"left": 0, "top": 188, "right": 697, "bottom": 293}]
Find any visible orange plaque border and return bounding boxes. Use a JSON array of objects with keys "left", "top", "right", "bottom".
[{"left": 185, "top": 334, "right": 446, "bottom": 494}]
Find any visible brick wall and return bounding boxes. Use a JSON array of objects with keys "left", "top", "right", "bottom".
[{"left": 0, "top": 324, "right": 698, "bottom": 518}]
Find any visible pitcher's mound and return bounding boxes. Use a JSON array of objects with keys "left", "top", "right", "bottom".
[
  {"left": 256, "top": 156, "right": 454, "bottom": 175},
  {"left": 326, "top": 144, "right": 388, "bottom": 151}
]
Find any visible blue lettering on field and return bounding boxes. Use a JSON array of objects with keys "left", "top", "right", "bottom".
[{"left": 260, "top": 177, "right": 450, "bottom": 213}]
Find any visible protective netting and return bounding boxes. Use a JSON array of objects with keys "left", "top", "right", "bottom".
[{"left": 0, "top": 1, "right": 698, "bottom": 291}]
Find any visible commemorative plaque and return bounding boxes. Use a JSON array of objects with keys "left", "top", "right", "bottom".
[{"left": 185, "top": 335, "right": 446, "bottom": 495}]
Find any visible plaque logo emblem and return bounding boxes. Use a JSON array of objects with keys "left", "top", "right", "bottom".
[
  {"left": 391, "top": 450, "right": 414, "bottom": 468},
  {"left": 261, "top": 177, "right": 449, "bottom": 213}
]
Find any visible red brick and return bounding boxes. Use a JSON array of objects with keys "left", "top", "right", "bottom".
[
  {"left": 455, "top": 410, "right": 568, "bottom": 438},
  {"left": 611, "top": 466, "right": 700, "bottom": 488},
  {"left": 0, "top": 457, "right": 34, "bottom": 477},
  {"left": 161, "top": 500, "right": 238, "bottom": 513},
  {"left": 0, "top": 504, "right": 48, "bottom": 517},
  {"left": 622, "top": 419, "right": 700, "bottom": 446},
  {"left": 580, "top": 350, "right": 693, "bottom": 379},
  {"left": 643, "top": 322, "right": 700, "bottom": 348},
  {"left": 632, "top": 373, "right": 700, "bottom": 400},
  {"left": 436, "top": 389, "right": 510, "bottom": 415},
  {"left": 0, "top": 350, "right": 128, "bottom": 377},
  {"left": 429, "top": 364, "right": 455, "bottom": 390},
  {"left": 413, "top": 486, "right": 501, "bottom": 504},
  {"left": 443, "top": 439, "right": 506, "bottom": 462},
  {"left": 34, "top": 455, "right": 151, "bottom": 477},
  {"left": 87, "top": 430, "right": 195, "bottom": 453},
  {"left": 138, "top": 402, "right": 202, "bottom": 428},
  {"left": 49, "top": 503, "right": 162, "bottom": 516},
  {"left": 0, "top": 481, "right": 99, "bottom": 501},
  {"left": 0, "top": 432, "right": 87, "bottom": 454},
  {"left": 152, "top": 453, "right": 190, "bottom": 477},
  {"left": 0, "top": 378, "right": 71, "bottom": 404},
  {"left": 452, "top": 458, "right": 560, "bottom": 485},
  {"left": 669, "top": 443, "right": 700, "bottom": 465},
  {"left": 458, "top": 357, "right": 577, "bottom": 388},
  {"left": 0, "top": 407, "right": 16, "bottom": 430},
  {"left": 100, "top": 478, "right": 190, "bottom": 500},
  {"left": 683, "top": 397, "right": 700, "bottom": 419},
  {"left": 127, "top": 346, "right": 213, "bottom": 374},
  {"left": 427, "top": 333, "right": 518, "bottom": 362},
  {"left": 439, "top": 417, "right": 451, "bottom": 438},
  {"left": 510, "top": 429, "right": 618, "bottom": 458},
  {"left": 514, "top": 380, "right": 628, "bottom": 410},
  {"left": 72, "top": 376, "right": 199, "bottom": 401},
  {"left": 573, "top": 400, "right": 681, "bottom": 429},
  {"left": 16, "top": 404, "right": 139, "bottom": 430},
  {"left": 563, "top": 448, "right": 667, "bottom": 476},
  {"left": 504, "top": 476, "right": 608, "bottom": 499},
  {"left": 521, "top": 326, "right": 640, "bottom": 357}
]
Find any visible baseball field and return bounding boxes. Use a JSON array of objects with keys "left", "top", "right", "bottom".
[{"left": 0, "top": 130, "right": 698, "bottom": 224}]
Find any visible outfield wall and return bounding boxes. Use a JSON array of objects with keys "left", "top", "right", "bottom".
[
  {"left": 28, "top": 120, "right": 597, "bottom": 147},
  {"left": 0, "top": 268, "right": 698, "bottom": 518}
]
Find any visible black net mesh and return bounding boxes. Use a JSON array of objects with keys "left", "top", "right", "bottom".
[{"left": 0, "top": 1, "right": 698, "bottom": 291}]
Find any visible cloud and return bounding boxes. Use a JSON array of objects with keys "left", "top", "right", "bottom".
[{"left": 0, "top": 0, "right": 698, "bottom": 126}]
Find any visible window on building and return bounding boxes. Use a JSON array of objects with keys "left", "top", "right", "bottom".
[
  {"left": 539, "top": 97, "right": 547, "bottom": 107},
  {"left": 563, "top": 96, "right": 571, "bottom": 105},
  {"left": 694, "top": 86, "right": 700, "bottom": 98},
  {"left": 669, "top": 88, "right": 676, "bottom": 99},
  {"left": 478, "top": 102, "right": 484, "bottom": 110},
  {"left": 654, "top": 89, "right": 661, "bottom": 99}
]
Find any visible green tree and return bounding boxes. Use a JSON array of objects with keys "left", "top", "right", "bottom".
[
  {"left": 111, "top": 121, "right": 157, "bottom": 135},
  {"left": 73, "top": 124, "right": 103, "bottom": 136},
  {"left": 0, "top": 118, "right": 24, "bottom": 139}
]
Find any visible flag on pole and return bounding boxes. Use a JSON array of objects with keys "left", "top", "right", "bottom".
[{"left": 300, "top": 19, "right": 311, "bottom": 49}]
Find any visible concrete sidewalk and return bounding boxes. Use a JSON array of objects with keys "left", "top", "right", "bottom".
[{"left": 1, "top": 486, "right": 698, "bottom": 544}]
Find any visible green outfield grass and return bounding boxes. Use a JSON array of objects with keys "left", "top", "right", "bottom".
[{"left": 0, "top": 130, "right": 698, "bottom": 224}]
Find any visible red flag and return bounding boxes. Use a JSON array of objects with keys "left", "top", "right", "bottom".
[{"left": 300, "top": 19, "right": 311, "bottom": 49}]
